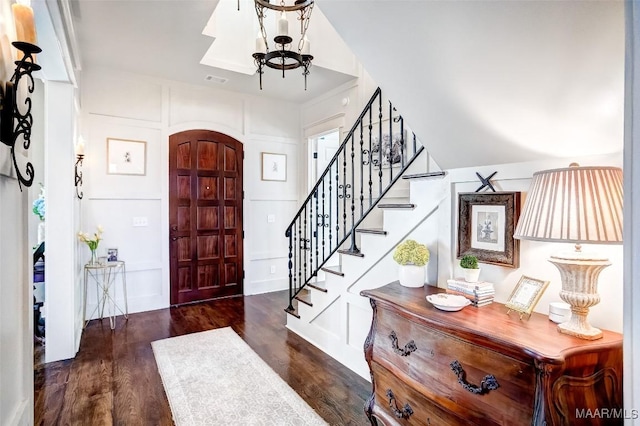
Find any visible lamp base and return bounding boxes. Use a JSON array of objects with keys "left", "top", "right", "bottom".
[
  {"left": 556, "top": 311, "right": 603, "bottom": 340},
  {"left": 548, "top": 250, "right": 611, "bottom": 341}
]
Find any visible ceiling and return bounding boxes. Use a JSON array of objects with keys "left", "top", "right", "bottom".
[
  {"left": 321, "top": 1, "right": 625, "bottom": 169},
  {"left": 69, "top": 0, "right": 357, "bottom": 103}
]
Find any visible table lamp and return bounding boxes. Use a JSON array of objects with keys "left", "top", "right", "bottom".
[{"left": 514, "top": 163, "right": 623, "bottom": 340}]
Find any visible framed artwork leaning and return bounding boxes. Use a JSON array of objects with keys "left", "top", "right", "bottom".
[
  {"left": 505, "top": 275, "right": 550, "bottom": 319},
  {"left": 457, "top": 191, "right": 521, "bottom": 268}
]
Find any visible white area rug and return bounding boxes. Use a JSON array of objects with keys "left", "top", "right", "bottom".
[{"left": 151, "top": 327, "right": 327, "bottom": 426}]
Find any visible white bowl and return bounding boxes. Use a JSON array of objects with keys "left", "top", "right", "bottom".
[
  {"left": 549, "top": 302, "right": 571, "bottom": 323},
  {"left": 426, "top": 294, "right": 471, "bottom": 312}
]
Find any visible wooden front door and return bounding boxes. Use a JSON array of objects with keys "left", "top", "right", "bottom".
[{"left": 169, "top": 130, "right": 243, "bottom": 305}]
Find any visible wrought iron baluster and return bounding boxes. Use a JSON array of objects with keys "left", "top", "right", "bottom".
[
  {"left": 399, "top": 115, "right": 405, "bottom": 168},
  {"left": 346, "top": 133, "right": 359, "bottom": 253},
  {"left": 298, "top": 215, "right": 302, "bottom": 289},
  {"left": 413, "top": 132, "right": 417, "bottom": 157},
  {"left": 359, "top": 120, "right": 364, "bottom": 222},
  {"left": 329, "top": 164, "right": 333, "bottom": 253},
  {"left": 342, "top": 146, "right": 347, "bottom": 242},
  {"left": 335, "top": 152, "right": 340, "bottom": 243},
  {"left": 389, "top": 101, "right": 394, "bottom": 184},
  {"left": 294, "top": 220, "right": 298, "bottom": 294},
  {"left": 287, "top": 227, "right": 293, "bottom": 311},
  {"left": 368, "top": 105, "right": 373, "bottom": 207},
  {"left": 303, "top": 205, "right": 308, "bottom": 282},
  {"left": 310, "top": 193, "right": 314, "bottom": 280},
  {"left": 378, "top": 95, "right": 383, "bottom": 196},
  {"left": 321, "top": 179, "right": 326, "bottom": 263}
]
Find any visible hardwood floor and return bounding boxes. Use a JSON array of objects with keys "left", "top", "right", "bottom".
[{"left": 34, "top": 291, "right": 371, "bottom": 425}]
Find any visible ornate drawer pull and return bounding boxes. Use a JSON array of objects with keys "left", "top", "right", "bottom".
[
  {"left": 450, "top": 360, "right": 500, "bottom": 395},
  {"left": 389, "top": 330, "right": 417, "bottom": 356},
  {"left": 386, "top": 389, "right": 414, "bottom": 419}
]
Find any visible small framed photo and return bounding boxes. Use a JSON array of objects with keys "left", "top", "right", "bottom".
[
  {"left": 107, "top": 138, "right": 147, "bottom": 175},
  {"left": 505, "top": 275, "right": 550, "bottom": 319},
  {"left": 457, "top": 191, "right": 521, "bottom": 268},
  {"left": 107, "top": 248, "right": 118, "bottom": 262},
  {"left": 261, "top": 152, "right": 286, "bottom": 181}
]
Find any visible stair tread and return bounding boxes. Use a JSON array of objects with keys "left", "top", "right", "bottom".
[
  {"left": 402, "top": 171, "right": 447, "bottom": 180},
  {"left": 294, "top": 290, "right": 313, "bottom": 307},
  {"left": 337, "top": 248, "right": 365, "bottom": 258},
  {"left": 356, "top": 228, "right": 388, "bottom": 235},
  {"left": 321, "top": 265, "right": 344, "bottom": 277},
  {"left": 378, "top": 203, "right": 416, "bottom": 209},
  {"left": 307, "top": 281, "right": 328, "bottom": 292},
  {"left": 284, "top": 305, "right": 300, "bottom": 318}
]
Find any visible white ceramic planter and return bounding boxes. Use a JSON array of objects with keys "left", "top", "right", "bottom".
[
  {"left": 398, "top": 264, "right": 426, "bottom": 288},
  {"left": 463, "top": 268, "right": 481, "bottom": 283}
]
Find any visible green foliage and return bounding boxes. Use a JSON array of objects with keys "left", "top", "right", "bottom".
[
  {"left": 393, "top": 239, "right": 430, "bottom": 267},
  {"left": 460, "top": 254, "right": 479, "bottom": 269}
]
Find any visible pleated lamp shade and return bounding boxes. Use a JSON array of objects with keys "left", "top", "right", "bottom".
[{"left": 514, "top": 164, "right": 623, "bottom": 245}]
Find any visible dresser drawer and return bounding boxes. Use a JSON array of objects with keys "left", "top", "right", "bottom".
[
  {"left": 372, "top": 308, "right": 535, "bottom": 424},
  {"left": 370, "top": 362, "right": 465, "bottom": 426}
]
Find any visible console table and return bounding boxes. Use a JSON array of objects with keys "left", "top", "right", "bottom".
[
  {"left": 360, "top": 282, "right": 622, "bottom": 425},
  {"left": 83, "top": 261, "right": 128, "bottom": 329}
]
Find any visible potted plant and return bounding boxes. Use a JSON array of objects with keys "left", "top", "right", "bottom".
[
  {"left": 460, "top": 254, "right": 481, "bottom": 283},
  {"left": 393, "top": 239, "right": 430, "bottom": 288}
]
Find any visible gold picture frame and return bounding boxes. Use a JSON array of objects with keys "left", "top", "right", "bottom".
[{"left": 505, "top": 275, "right": 550, "bottom": 320}]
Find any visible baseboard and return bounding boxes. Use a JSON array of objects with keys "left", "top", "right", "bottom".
[{"left": 245, "top": 278, "right": 288, "bottom": 295}]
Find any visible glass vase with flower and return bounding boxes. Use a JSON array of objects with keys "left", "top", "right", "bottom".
[{"left": 78, "top": 226, "right": 104, "bottom": 265}]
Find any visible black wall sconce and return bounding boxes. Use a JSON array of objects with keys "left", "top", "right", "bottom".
[
  {"left": 0, "top": 41, "right": 41, "bottom": 191},
  {"left": 75, "top": 154, "right": 84, "bottom": 199},
  {"left": 74, "top": 139, "right": 84, "bottom": 199}
]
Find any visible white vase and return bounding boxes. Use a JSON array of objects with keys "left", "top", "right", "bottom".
[
  {"left": 37, "top": 221, "right": 45, "bottom": 244},
  {"left": 398, "top": 264, "right": 426, "bottom": 288},
  {"left": 463, "top": 268, "right": 481, "bottom": 283}
]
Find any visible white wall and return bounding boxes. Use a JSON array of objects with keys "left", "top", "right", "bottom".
[
  {"left": 440, "top": 154, "right": 623, "bottom": 332},
  {"left": 79, "top": 66, "right": 306, "bottom": 315}
]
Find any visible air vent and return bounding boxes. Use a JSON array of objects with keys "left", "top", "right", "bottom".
[{"left": 204, "top": 75, "right": 228, "bottom": 84}]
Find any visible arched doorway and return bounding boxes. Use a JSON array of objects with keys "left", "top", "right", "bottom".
[{"left": 168, "top": 130, "right": 244, "bottom": 305}]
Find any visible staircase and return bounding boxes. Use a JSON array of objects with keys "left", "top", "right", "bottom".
[{"left": 284, "top": 88, "right": 449, "bottom": 378}]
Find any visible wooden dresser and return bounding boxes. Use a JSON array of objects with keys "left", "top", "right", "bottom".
[{"left": 360, "top": 282, "right": 623, "bottom": 425}]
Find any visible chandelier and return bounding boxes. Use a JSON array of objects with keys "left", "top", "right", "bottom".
[{"left": 252, "top": 0, "right": 314, "bottom": 90}]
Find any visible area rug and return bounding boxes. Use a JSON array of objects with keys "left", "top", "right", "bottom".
[{"left": 151, "top": 327, "right": 327, "bottom": 426}]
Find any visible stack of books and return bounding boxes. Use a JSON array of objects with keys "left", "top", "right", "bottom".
[{"left": 446, "top": 279, "right": 495, "bottom": 307}]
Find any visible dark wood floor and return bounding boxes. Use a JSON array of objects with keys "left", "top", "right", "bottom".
[{"left": 34, "top": 290, "right": 371, "bottom": 425}]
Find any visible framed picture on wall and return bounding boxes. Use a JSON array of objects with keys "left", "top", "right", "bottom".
[
  {"left": 261, "top": 152, "right": 286, "bottom": 181},
  {"left": 107, "top": 138, "right": 147, "bottom": 175},
  {"left": 457, "top": 191, "right": 521, "bottom": 268}
]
